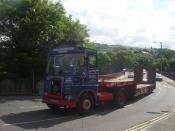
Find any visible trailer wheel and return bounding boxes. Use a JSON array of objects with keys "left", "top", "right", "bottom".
[
  {"left": 148, "top": 87, "right": 153, "bottom": 94},
  {"left": 114, "top": 90, "right": 126, "bottom": 107},
  {"left": 77, "top": 94, "right": 94, "bottom": 115}
]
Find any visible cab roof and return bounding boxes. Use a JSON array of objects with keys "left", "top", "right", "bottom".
[{"left": 50, "top": 45, "right": 97, "bottom": 55}]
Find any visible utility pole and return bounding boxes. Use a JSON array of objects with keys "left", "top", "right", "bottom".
[
  {"left": 160, "top": 42, "right": 163, "bottom": 74},
  {"left": 32, "top": 69, "right": 35, "bottom": 95},
  {"left": 153, "top": 41, "right": 163, "bottom": 74}
]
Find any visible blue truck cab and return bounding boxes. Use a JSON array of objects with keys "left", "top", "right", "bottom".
[{"left": 43, "top": 45, "right": 99, "bottom": 114}]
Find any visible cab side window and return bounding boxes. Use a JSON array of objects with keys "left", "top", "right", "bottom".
[{"left": 88, "top": 55, "right": 97, "bottom": 67}]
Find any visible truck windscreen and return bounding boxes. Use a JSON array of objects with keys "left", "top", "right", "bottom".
[{"left": 47, "top": 53, "right": 84, "bottom": 76}]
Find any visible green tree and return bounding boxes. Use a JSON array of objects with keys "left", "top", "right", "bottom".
[
  {"left": 98, "top": 52, "right": 112, "bottom": 74},
  {"left": 134, "top": 53, "right": 154, "bottom": 68},
  {"left": 0, "top": 0, "right": 89, "bottom": 78},
  {"left": 113, "top": 51, "right": 136, "bottom": 72}
]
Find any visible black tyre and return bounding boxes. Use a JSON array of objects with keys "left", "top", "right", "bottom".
[
  {"left": 148, "top": 87, "right": 153, "bottom": 94},
  {"left": 114, "top": 90, "right": 126, "bottom": 107},
  {"left": 47, "top": 104, "right": 60, "bottom": 110},
  {"left": 77, "top": 94, "right": 94, "bottom": 115}
]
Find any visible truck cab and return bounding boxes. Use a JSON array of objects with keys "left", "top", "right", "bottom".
[{"left": 43, "top": 45, "right": 99, "bottom": 114}]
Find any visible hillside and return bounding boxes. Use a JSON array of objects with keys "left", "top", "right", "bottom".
[
  {"left": 88, "top": 43, "right": 175, "bottom": 75},
  {"left": 94, "top": 43, "right": 175, "bottom": 58}
]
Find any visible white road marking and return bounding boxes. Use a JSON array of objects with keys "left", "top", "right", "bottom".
[
  {"left": 163, "top": 84, "right": 167, "bottom": 87},
  {"left": 155, "top": 91, "right": 161, "bottom": 97},
  {"left": 0, "top": 116, "right": 68, "bottom": 127},
  {"left": 158, "top": 86, "right": 161, "bottom": 90},
  {"left": 154, "top": 86, "right": 161, "bottom": 97},
  {"left": 163, "top": 84, "right": 170, "bottom": 88},
  {"left": 20, "top": 105, "right": 46, "bottom": 109}
]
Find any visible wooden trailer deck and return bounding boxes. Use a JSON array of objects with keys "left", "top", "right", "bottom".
[
  {"left": 134, "top": 84, "right": 155, "bottom": 97},
  {"left": 98, "top": 76, "right": 135, "bottom": 88}
]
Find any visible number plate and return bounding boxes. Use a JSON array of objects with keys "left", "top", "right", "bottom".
[{"left": 50, "top": 99, "right": 58, "bottom": 104}]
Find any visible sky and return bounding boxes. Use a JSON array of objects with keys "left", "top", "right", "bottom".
[{"left": 60, "top": 0, "right": 175, "bottom": 50}]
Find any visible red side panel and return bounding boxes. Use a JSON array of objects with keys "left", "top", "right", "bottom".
[{"left": 98, "top": 92, "right": 113, "bottom": 101}]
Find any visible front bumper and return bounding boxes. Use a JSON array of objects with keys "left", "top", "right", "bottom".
[{"left": 42, "top": 95, "right": 76, "bottom": 108}]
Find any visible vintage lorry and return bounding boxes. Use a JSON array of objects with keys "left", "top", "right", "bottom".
[{"left": 42, "top": 45, "right": 156, "bottom": 115}]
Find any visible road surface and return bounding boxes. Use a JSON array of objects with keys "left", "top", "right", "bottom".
[{"left": 0, "top": 79, "right": 175, "bottom": 131}]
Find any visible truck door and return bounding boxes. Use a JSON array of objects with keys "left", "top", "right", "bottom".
[{"left": 87, "top": 53, "right": 98, "bottom": 84}]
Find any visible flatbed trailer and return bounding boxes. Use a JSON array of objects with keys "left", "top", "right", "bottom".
[
  {"left": 96, "top": 73, "right": 155, "bottom": 105},
  {"left": 42, "top": 45, "right": 156, "bottom": 115}
]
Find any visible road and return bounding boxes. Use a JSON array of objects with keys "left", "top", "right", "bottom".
[{"left": 0, "top": 79, "right": 175, "bottom": 131}]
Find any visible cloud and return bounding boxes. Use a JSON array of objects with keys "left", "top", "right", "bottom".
[{"left": 60, "top": 0, "right": 175, "bottom": 50}]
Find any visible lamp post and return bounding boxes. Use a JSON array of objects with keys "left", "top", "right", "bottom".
[{"left": 153, "top": 41, "right": 163, "bottom": 74}]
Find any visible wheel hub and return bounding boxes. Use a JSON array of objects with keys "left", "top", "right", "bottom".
[
  {"left": 82, "top": 99, "right": 91, "bottom": 110},
  {"left": 119, "top": 95, "right": 125, "bottom": 105}
]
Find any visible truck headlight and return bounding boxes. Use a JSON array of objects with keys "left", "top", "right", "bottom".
[{"left": 65, "top": 95, "right": 72, "bottom": 100}]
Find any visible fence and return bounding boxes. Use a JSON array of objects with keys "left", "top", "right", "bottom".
[
  {"left": 163, "top": 73, "right": 175, "bottom": 81},
  {"left": 0, "top": 78, "right": 43, "bottom": 96}
]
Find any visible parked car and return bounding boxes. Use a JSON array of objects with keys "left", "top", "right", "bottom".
[
  {"left": 156, "top": 73, "right": 163, "bottom": 81},
  {"left": 128, "top": 72, "right": 134, "bottom": 78}
]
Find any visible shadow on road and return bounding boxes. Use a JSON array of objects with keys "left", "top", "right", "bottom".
[
  {"left": 0, "top": 109, "right": 80, "bottom": 129},
  {"left": 147, "top": 112, "right": 162, "bottom": 114},
  {"left": 0, "top": 105, "right": 126, "bottom": 129},
  {"left": 0, "top": 93, "right": 154, "bottom": 129}
]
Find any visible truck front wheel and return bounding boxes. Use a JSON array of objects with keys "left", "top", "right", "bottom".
[
  {"left": 47, "top": 104, "right": 59, "bottom": 110},
  {"left": 77, "top": 94, "right": 94, "bottom": 115}
]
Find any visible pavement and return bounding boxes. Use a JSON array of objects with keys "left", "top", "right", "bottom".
[{"left": 163, "top": 76, "right": 175, "bottom": 86}]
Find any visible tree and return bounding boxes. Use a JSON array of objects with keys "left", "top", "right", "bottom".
[
  {"left": 98, "top": 50, "right": 136, "bottom": 74},
  {"left": 98, "top": 52, "right": 112, "bottom": 74},
  {"left": 0, "top": 0, "right": 89, "bottom": 78},
  {"left": 134, "top": 53, "right": 154, "bottom": 68}
]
